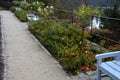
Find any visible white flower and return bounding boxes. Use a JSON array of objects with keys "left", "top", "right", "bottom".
[
  {"left": 85, "top": 50, "right": 88, "bottom": 53},
  {"left": 37, "top": 7, "right": 40, "bottom": 10},
  {"left": 32, "top": 2, "right": 35, "bottom": 4},
  {"left": 50, "top": 6, "right": 54, "bottom": 9},
  {"left": 62, "top": 38, "right": 65, "bottom": 40},
  {"left": 82, "top": 11, "right": 85, "bottom": 13},
  {"left": 36, "top": 1, "right": 38, "bottom": 4},
  {"left": 46, "top": 6, "right": 49, "bottom": 8},
  {"left": 37, "top": 7, "right": 41, "bottom": 11},
  {"left": 42, "top": 3, "right": 45, "bottom": 6},
  {"left": 44, "top": 8, "right": 47, "bottom": 11}
]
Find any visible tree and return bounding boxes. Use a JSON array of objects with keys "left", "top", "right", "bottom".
[{"left": 74, "top": 5, "right": 100, "bottom": 50}]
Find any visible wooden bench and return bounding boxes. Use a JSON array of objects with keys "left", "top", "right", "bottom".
[{"left": 96, "top": 51, "right": 120, "bottom": 80}]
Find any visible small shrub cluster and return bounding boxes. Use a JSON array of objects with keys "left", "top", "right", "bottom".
[
  {"left": 37, "top": 5, "right": 54, "bottom": 18},
  {"left": 29, "top": 19, "right": 97, "bottom": 74},
  {"left": 9, "top": 1, "right": 29, "bottom": 22},
  {"left": 12, "top": 1, "right": 21, "bottom": 6},
  {"left": 9, "top": 1, "right": 53, "bottom": 22},
  {"left": 9, "top": 6, "right": 16, "bottom": 12},
  {"left": 19, "top": 1, "right": 31, "bottom": 10},
  {"left": 15, "top": 11, "right": 27, "bottom": 22},
  {"left": 31, "top": 1, "right": 45, "bottom": 11}
]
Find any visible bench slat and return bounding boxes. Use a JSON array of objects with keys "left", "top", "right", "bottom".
[
  {"left": 106, "top": 61, "right": 120, "bottom": 73},
  {"left": 100, "top": 62, "right": 120, "bottom": 80},
  {"left": 113, "top": 61, "right": 120, "bottom": 66}
]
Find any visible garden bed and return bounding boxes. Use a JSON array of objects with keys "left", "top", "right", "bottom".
[{"left": 28, "top": 19, "right": 102, "bottom": 75}]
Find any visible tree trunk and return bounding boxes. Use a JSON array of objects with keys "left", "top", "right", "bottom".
[{"left": 80, "top": 27, "right": 85, "bottom": 51}]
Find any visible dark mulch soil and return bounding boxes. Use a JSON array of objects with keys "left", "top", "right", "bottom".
[{"left": 0, "top": 15, "right": 4, "bottom": 80}]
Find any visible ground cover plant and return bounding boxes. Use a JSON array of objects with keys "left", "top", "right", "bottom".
[
  {"left": 15, "top": 10, "right": 27, "bottom": 22},
  {"left": 9, "top": 2, "right": 28, "bottom": 22},
  {"left": 9, "top": 6, "right": 16, "bottom": 12},
  {"left": 28, "top": 19, "right": 102, "bottom": 74}
]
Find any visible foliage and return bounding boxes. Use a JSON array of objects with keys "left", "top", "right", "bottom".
[
  {"left": 37, "top": 6, "right": 54, "bottom": 18},
  {"left": 74, "top": 5, "right": 100, "bottom": 27},
  {"left": 28, "top": 19, "right": 98, "bottom": 74},
  {"left": 74, "top": 5, "right": 100, "bottom": 52},
  {"left": 12, "top": 1, "right": 21, "bottom": 6},
  {"left": 26, "top": 0, "right": 47, "bottom": 4},
  {"left": 15, "top": 10, "right": 27, "bottom": 22},
  {"left": 31, "top": 1, "right": 45, "bottom": 11},
  {"left": 19, "top": 1, "right": 30, "bottom": 10},
  {"left": 9, "top": 6, "right": 16, "bottom": 12}
]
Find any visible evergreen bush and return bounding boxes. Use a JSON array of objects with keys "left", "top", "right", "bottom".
[
  {"left": 29, "top": 19, "right": 97, "bottom": 74},
  {"left": 15, "top": 11, "right": 27, "bottom": 22}
]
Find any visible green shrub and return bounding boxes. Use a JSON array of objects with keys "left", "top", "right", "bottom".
[
  {"left": 15, "top": 11, "right": 27, "bottom": 22},
  {"left": 37, "top": 6, "right": 54, "bottom": 18},
  {"left": 31, "top": 1, "right": 45, "bottom": 11},
  {"left": 9, "top": 6, "right": 16, "bottom": 12},
  {"left": 74, "top": 5, "right": 100, "bottom": 28},
  {"left": 19, "top": 1, "right": 30, "bottom": 10},
  {"left": 28, "top": 19, "right": 97, "bottom": 74},
  {"left": 12, "top": 1, "right": 20, "bottom": 6}
]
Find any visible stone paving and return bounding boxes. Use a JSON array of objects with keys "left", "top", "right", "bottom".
[{"left": 0, "top": 10, "right": 111, "bottom": 80}]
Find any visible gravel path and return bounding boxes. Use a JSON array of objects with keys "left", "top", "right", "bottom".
[{"left": 0, "top": 10, "right": 78, "bottom": 80}]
